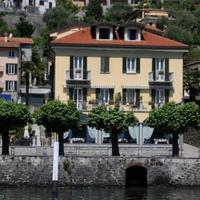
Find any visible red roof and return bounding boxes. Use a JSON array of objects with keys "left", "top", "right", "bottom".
[
  {"left": 0, "top": 37, "right": 33, "bottom": 48},
  {"left": 51, "top": 27, "right": 188, "bottom": 49}
]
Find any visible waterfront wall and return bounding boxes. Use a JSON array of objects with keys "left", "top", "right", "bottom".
[{"left": 0, "top": 156, "right": 200, "bottom": 186}]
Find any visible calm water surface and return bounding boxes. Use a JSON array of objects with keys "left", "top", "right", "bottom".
[{"left": 0, "top": 186, "right": 200, "bottom": 200}]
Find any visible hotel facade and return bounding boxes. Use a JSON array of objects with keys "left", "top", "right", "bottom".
[{"left": 50, "top": 22, "right": 188, "bottom": 122}]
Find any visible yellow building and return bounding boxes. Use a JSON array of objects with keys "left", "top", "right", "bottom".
[{"left": 50, "top": 22, "right": 188, "bottom": 122}]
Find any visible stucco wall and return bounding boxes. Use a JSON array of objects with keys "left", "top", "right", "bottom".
[
  {"left": 0, "top": 156, "right": 200, "bottom": 186},
  {"left": 54, "top": 47, "right": 184, "bottom": 122}
]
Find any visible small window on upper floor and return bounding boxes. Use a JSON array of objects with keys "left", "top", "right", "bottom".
[
  {"left": 125, "top": 28, "right": 141, "bottom": 41},
  {"left": 9, "top": 50, "right": 16, "bottom": 57},
  {"left": 40, "top": 0, "right": 44, "bottom": 5},
  {"left": 97, "top": 27, "right": 113, "bottom": 40}
]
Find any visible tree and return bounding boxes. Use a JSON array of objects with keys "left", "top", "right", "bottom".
[
  {"left": 184, "top": 69, "right": 200, "bottom": 102},
  {"left": 88, "top": 106, "right": 138, "bottom": 156},
  {"left": 0, "top": 100, "right": 31, "bottom": 155},
  {"left": 14, "top": 13, "right": 34, "bottom": 37},
  {"left": 105, "top": 3, "right": 133, "bottom": 23},
  {"left": 21, "top": 45, "right": 46, "bottom": 105},
  {"left": 35, "top": 100, "right": 80, "bottom": 155},
  {"left": 156, "top": 16, "right": 168, "bottom": 31},
  {"left": 0, "top": 13, "right": 9, "bottom": 35},
  {"left": 145, "top": 102, "right": 200, "bottom": 157},
  {"left": 21, "top": 61, "right": 35, "bottom": 106},
  {"left": 43, "top": 4, "right": 79, "bottom": 32},
  {"left": 85, "top": 0, "right": 103, "bottom": 23}
]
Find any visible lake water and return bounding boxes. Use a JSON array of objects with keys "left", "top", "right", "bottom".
[{"left": 0, "top": 186, "right": 200, "bottom": 200}]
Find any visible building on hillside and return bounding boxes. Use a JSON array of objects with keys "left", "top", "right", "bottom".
[
  {"left": 183, "top": 61, "right": 200, "bottom": 104},
  {"left": 0, "top": 0, "right": 56, "bottom": 14},
  {"left": 21, "top": 0, "right": 56, "bottom": 14},
  {"left": 49, "top": 22, "right": 188, "bottom": 122},
  {"left": 0, "top": 34, "right": 33, "bottom": 101},
  {"left": 72, "top": 0, "right": 142, "bottom": 9}
]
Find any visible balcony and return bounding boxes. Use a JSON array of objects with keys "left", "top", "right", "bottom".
[
  {"left": 149, "top": 72, "right": 173, "bottom": 87},
  {"left": 66, "top": 71, "right": 91, "bottom": 88}
]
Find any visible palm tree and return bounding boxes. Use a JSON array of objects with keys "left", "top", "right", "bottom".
[
  {"left": 184, "top": 69, "right": 200, "bottom": 102},
  {"left": 21, "top": 61, "right": 35, "bottom": 106},
  {"left": 21, "top": 46, "right": 46, "bottom": 106}
]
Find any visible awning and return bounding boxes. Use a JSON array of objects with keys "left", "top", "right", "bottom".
[
  {"left": 91, "top": 85, "right": 115, "bottom": 89},
  {"left": 122, "top": 85, "right": 149, "bottom": 89}
]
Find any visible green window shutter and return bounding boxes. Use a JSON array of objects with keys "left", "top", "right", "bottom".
[
  {"left": 136, "top": 89, "right": 140, "bottom": 108},
  {"left": 101, "top": 57, "right": 109, "bottom": 73},
  {"left": 6, "top": 64, "right": 8, "bottom": 74},
  {"left": 122, "top": 57, "right": 126, "bottom": 73},
  {"left": 69, "top": 88, "right": 73, "bottom": 100},
  {"left": 96, "top": 88, "right": 100, "bottom": 100},
  {"left": 83, "top": 88, "right": 87, "bottom": 102},
  {"left": 14, "top": 81, "right": 17, "bottom": 91},
  {"left": 165, "top": 89, "right": 169, "bottom": 103},
  {"left": 83, "top": 57, "right": 87, "bottom": 79},
  {"left": 136, "top": 58, "right": 140, "bottom": 73},
  {"left": 70, "top": 56, "right": 73, "bottom": 79},
  {"left": 105, "top": 57, "right": 109, "bottom": 72},
  {"left": 122, "top": 89, "right": 127, "bottom": 105},
  {"left": 15, "top": 64, "right": 18, "bottom": 74},
  {"left": 165, "top": 58, "right": 169, "bottom": 81},
  {"left": 109, "top": 88, "right": 114, "bottom": 102},
  {"left": 151, "top": 89, "right": 155, "bottom": 109},
  {"left": 152, "top": 58, "right": 155, "bottom": 81}
]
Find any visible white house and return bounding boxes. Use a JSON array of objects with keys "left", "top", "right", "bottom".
[{"left": 21, "top": 0, "right": 56, "bottom": 14}]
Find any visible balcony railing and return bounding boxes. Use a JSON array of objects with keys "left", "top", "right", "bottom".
[
  {"left": 72, "top": 100, "right": 147, "bottom": 112},
  {"left": 66, "top": 71, "right": 91, "bottom": 81},
  {"left": 149, "top": 72, "right": 174, "bottom": 82}
]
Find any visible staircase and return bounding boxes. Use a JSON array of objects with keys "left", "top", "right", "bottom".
[{"left": 170, "top": 162, "right": 200, "bottom": 185}]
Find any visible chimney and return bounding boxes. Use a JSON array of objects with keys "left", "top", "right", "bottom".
[
  {"left": 4, "top": 32, "right": 8, "bottom": 43},
  {"left": 9, "top": 33, "right": 13, "bottom": 39}
]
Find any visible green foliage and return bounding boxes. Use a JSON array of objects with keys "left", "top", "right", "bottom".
[
  {"left": 85, "top": 0, "right": 103, "bottom": 22},
  {"left": 0, "top": 14, "right": 9, "bottom": 35},
  {"left": 105, "top": 3, "right": 133, "bottom": 23},
  {"left": 35, "top": 100, "right": 80, "bottom": 134},
  {"left": 184, "top": 68, "right": 200, "bottom": 93},
  {"left": 88, "top": 106, "right": 138, "bottom": 133},
  {"left": 184, "top": 47, "right": 200, "bottom": 64},
  {"left": 43, "top": 4, "right": 79, "bottom": 32},
  {"left": 0, "top": 100, "right": 31, "bottom": 130},
  {"left": 14, "top": 13, "right": 34, "bottom": 37},
  {"left": 145, "top": 102, "right": 200, "bottom": 134},
  {"left": 156, "top": 16, "right": 168, "bottom": 30}
]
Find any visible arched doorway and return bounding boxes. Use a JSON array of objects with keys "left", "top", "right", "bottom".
[{"left": 126, "top": 166, "right": 147, "bottom": 186}]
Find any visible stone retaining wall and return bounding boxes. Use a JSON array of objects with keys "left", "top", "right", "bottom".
[{"left": 0, "top": 156, "right": 200, "bottom": 186}]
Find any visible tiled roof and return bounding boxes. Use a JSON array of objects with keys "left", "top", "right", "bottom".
[
  {"left": 51, "top": 27, "right": 188, "bottom": 49},
  {"left": 0, "top": 37, "right": 33, "bottom": 48}
]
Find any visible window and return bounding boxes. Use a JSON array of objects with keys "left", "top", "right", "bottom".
[
  {"left": 39, "top": 0, "right": 44, "bottom": 5},
  {"left": 126, "top": 58, "right": 136, "bottom": 73},
  {"left": 155, "top": 58, "right": 165, "bottom": 81},
  {"left": 100, "top": 89, "right": 110, "bottom": 104},
  {"left": 127, "top": 29, "right": 137, "bottom": 40},
  {"left": 73, "top": 57, "right": 83, "bottom": 79},
  {"left": 9, "top": 50, "right": 15, "bottom": 57},
  {"left": 101, "top": 57, "right": 109, "bottom": 73},
  {"left": 123, "top": 89, "right": 135, "bottom": 104},
  {"left": 98, "top": 28, "right": 112, "bottom": 40},
  {"left": 6, "top": 64, "right": 17, "bottom": 75},
  {"left": 49, "top": 2, "right": 52, "bottom": 8},
  {"left": 5, "top": 81, "right": 17, "bottom": 91},
  {"left": 155, "top": 89, "right": 165, "bottom": 107}
]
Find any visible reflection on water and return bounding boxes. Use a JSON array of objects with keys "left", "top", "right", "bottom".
[{"left": 0, "top": 186, "right": 200, "bottom": 200}]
